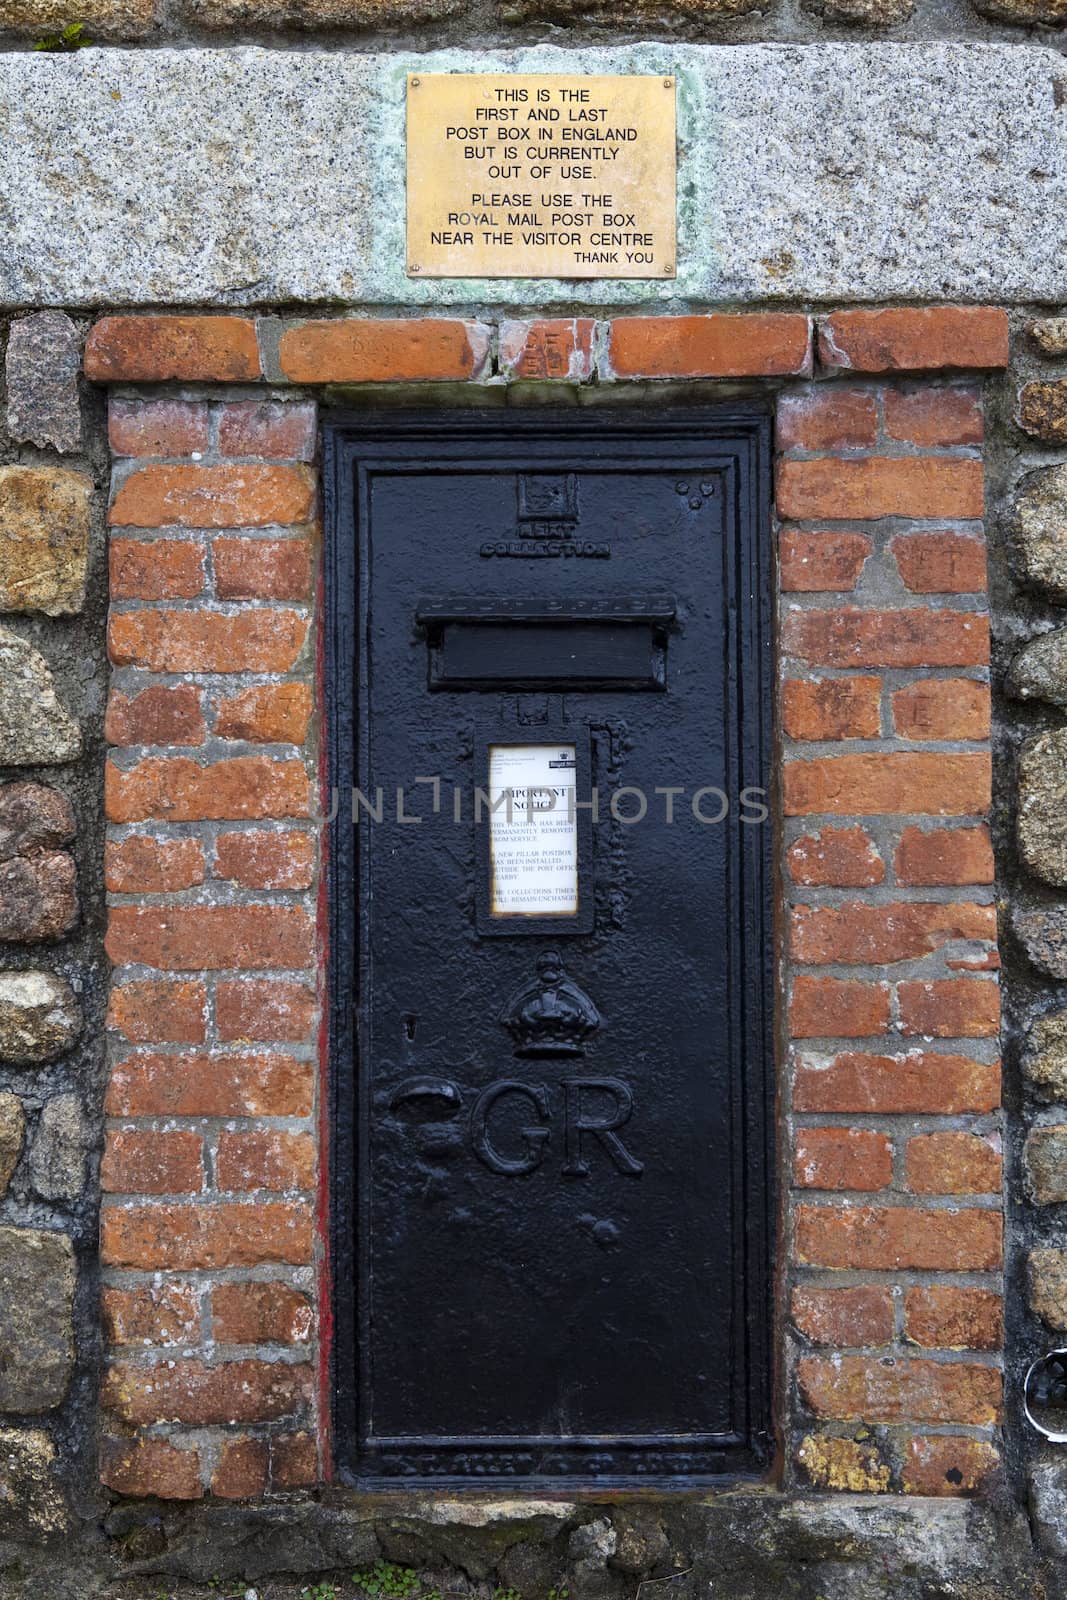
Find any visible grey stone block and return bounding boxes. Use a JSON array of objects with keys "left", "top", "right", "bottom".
[
  {"left": 0, "top": 45, "right": 1065, "bottom": 307},
  {"left": 5, "top": 314, "right": 82, "bottom": 455}
]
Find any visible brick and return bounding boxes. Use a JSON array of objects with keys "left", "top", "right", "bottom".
[
  {"left": 799, "top": 1355, "right": 1001, "bottom": 1425},
  {"left": 217, "top": 1131, "right": 316, "bottom": 1193},
  {"left": 906, "top": 1132, "right": 1001, "bottom": 1198},
  {"left": 105, "top": 684, "right": 205, "bottom": 747},
  {"left": 787, "top": 827, "right": 885, "bottom": 887},
  {"left": 105, "top": 1052, "right": 312, "bottom": 1117},
  {"left": 795, "top": 1205, "right": 1002, "bottom": 1270},
  {"left": 895, "top": 825, "right": 994, "bottom": 886},
  {"left": 883, "top": 388, "right": 983, "bottom": 447},
  {"left": 892, "top": 679, "right": 990, "bottom": 740},
  {"left": 87, "top": 316, "right": 261, "bottom": 382},
  {"left": 106, "top": 981, "right": 207, "bottom": 1045},
  {"left": 794, "top": 1127, "right": 892, "bottom": 1190},
  {"left": 778, "top": 457, "right": 983, "bottom": 521},
  {"left": 211, "top": 1437, "right": 269, "bottom": 1501},
  {"left": 796, "top": 1434, "right": 891, "bottom": 1493},
  {"left": 102, "top": 1357, "right": 312, "bottom": 1426},
  {"left": 818, "top": 308, "right": 1009, "bottom": 373},
  {"left": 905, "top": 1286, "right": 1003, "bottom": 1350},
  {"left": 212, "top": 538, "right": 312, "bottom": 602},
  {"left": 898, "top": 979, "right": 1000, "bottom": 1038},
  {"left": 108, "top": 397, "right": 210, "bottom": 458},
  {"left": 782, "top": 677, "right": 881, "bottom": 741},
  {"left": 216, "top": 980, "right": 317, "bottom": 1044},
  {"left": 109, "top": 463, "right": 314, "bottom": 529},
  {"left": 784, "top": 752, "right": 991, "bottom": 816},
  {"left": 784, "top": 607, "right": 989, "bottom": 668},
  {"left": 499, "top": 318, "right": 595, "bottom": 381},
  {"left": 776, "top": 389, "right": 878, "bottom": 452},
  {"left": 212, "top": 1283, "right": 314, "bottom": 1345},
  {"left": 109, "top": 610, "right": 308, "bottom": 674},
  {"left": 793, "top": 1050, "right": 1000, "bottom": 1115},
  {"left": 891, "top": 532, "right": 988, "bottom": 594},
  {"left": 791, "top": 900, "right": 996, "bottom": 964},
  {"left": 271, "top": 1433, "right": 317, "bottom": 1488},
  {"left": 101, "top": 1200, "right": 313, "bottom": 1270},
  {"left": 106, "top": 906, "right": 314, "bottom": 971},
  {"left": 790, "top": 1285, "right": 894, "bottom": 1347},
  {"left": 217, "top": 401, "right": 317, "bottom": 461},
  {"left": 214, "top": 684, "right": 313, "bottom": 744},
  {"left": 102, "top": 1282, "right": 201, "bottom": 1347},
  {"left": 109, "top": 538, "right": 205, "bottom": 600},
  {"left": 790, "top": 976, "right": 890, "bottom": 1038},
  {"left": 608, "top": 314, "right": 812, "bottom": 378},
  {"left": 902, "top": 1436, "right": 1001, "bottom": 1498},
  {"left": 104, "top": 836, "right": 205, "bottom": 894},
  {"left": 100, "top": 1437, "right": 202, "bottom": 1500},
  {"left": 278, "top": 318, "right": 490, "bottom": 383},
  {"left": 214, "top": 832, "right": 315, "bottom": 891},
  {"left": 102, "top": 1129, "right": 203, "bottom": 1195},
  {"left": 779, "top": 530, "right": 872, "bottom": 592},
  {"left": 106, "top": 757, "right": 310, "bottom": 824}
]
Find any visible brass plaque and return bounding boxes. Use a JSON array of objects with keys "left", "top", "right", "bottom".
[{"left": 406, "top": 73, "right": 676, "bottom": 280}]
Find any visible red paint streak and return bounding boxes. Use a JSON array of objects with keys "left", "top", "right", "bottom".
[{"left": 313, "top": 541, "right": 335, "bottom": 1482}]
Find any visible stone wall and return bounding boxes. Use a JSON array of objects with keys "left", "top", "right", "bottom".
[{"left": 0, "top": 315, "right": 110, "bottom": 1545}]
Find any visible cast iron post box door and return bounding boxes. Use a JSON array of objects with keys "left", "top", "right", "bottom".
[{"left": 326, "top": 411, "right": 772, "bottom": 1483}]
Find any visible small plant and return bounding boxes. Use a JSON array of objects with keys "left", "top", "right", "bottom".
[
  {"left": 33, "top": 20, "right": 91, "bottom": 49},
  {"left": 301, "top": 1584, "right": 340, "bottom": 1600},
  {"left": 547, "top": 1587, "right": 569, "bottom": 1600},
  {"left": 353, "top": 1562, "right": 422, "bottom": 1600},
  {"left": 494, "top": 1588, "right": 522, "bottom": 1600}
]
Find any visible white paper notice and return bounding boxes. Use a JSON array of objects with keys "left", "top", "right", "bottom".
[{"left": 489, "top": 744, "right": 578, "bottom": 918}]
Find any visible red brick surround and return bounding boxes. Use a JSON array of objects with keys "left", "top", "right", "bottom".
[{"left": 93, "top": 307, "right": 1006, "bottom": 1500}]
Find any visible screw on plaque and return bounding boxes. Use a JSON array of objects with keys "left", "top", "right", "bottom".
[{"left": 411, "top": 76, "right": 420, "bottom": 86}]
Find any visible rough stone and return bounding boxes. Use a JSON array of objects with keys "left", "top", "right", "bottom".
[
  {"left": 0, "top": 1094, "right": 24, "bottom": 1196},
  {"left": 1019, "top": 731, "right": 1067, "bottom": 886},
  {"left": 1011, "top": 466, "right": 1067, "bottom": 603},
  {"left": 0, "top": 1226, "right": 74, "bottom": 1411},
  {"left": 0, "top": 0, "right": 155, "bottom": 34},
  {"left": 0, "top": 972, "right": 81, "bottom": 1065},
  {"left": 5, "top": 314, "right": 82, "bottom": 455},
  {"left": 1030, "top": 1460, "right": 1067, "bottom": 1559},
  {"left": 1031, "top": 317, "right": 1067, "bottom": 356},
  {"left": 0, "top": 1428, "right": 66, "bottom": 1535},
  {"left": 1019, "top": 382, "right": 1067, "bottom": 443},
  {"left": 29, "top": 1094, "right": 89, "bottom": 1201},
  {"left": 1, "top": 46, "right": 1067, "bottom": 306},
  {"left": 0, "top": 467, "right": 90, "bottom": 617},
  {"left": 0, "top": 855, "right": 77, "bottom": 943},
  {"left": 802, "top": 0, "right": 913, "bottom": 21},
  {"left": 1007, "top": 630, "right": 1067, "bottom": 706},
  {"left": 0, "top": 782, "right": 75, "bottom": 858},
  {"left": 1024, "top": 1125, "right": 1067, "bottom": 1204},
  {"left": 974, "top": 0, "right": 1067, "bottom": 21},
  {"left": 0, "top": 627, "right": 80, "bottom": 764},
  {"left": 181, "top": 0, "right": 460, "bottom": 22},
  {"left": 1025, "top": 1009, "right": 1067, "bottom": 1101},
  {"left": 1015, "top": 905, "right": 1067, "bottom": 979},
  {"left": 1029, "top": 1248, "right": 1067, "bottom": 1329}
]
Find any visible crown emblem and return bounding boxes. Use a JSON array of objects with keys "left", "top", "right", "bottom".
[{"left": 500, "top": 950, "right": 600, "bottom": 1058}]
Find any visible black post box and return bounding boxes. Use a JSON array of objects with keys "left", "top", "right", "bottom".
[{"left": 325, "top": 410, "right": 773, "bottom": 1484}]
